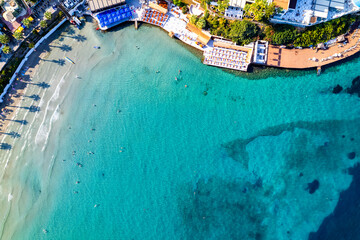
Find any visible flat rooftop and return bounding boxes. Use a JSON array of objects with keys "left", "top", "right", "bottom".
[{"left": 87, "top": 0, "right": 126, "bottom": 13}]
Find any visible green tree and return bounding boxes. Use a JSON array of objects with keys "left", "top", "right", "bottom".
[
  {"left": 40, "top": 20, "right": 47, "bottom": 29},
  {"left": 22, "top": 18, "right": 31, "bottom": 28},
  {"left": 190, "top": 15, "right": 198, "bottom": 25},
  {"left": 2, "top": 46, "right": 11, "bottom": 54},
  {"left": 272, "top": 29, "right": 297, "bottom": 45},
  {"left": 13, "top": 31, "right": 23, "bottom": 40},
  {"left": 204, "top": 10, "right": 210, "bottom": 19},
  {"left": 182, "top": 5, "right": 188, "bottom": 14},
  {"left": 0, "top": 34, "right": 10, "bottom": 44},
  {"left": 28, "top": 42, "right": 35, "bottom": 48},
  {"left": 44, "top": 11, "right": 52, "bottom": 20},
  {"left": 228, "top": 20, "right": 257, "bottom": 45},
  {"left": 217, "top": 0, "right": 229, "bottom": 13},
  {"left": 196, "top": 17, "right": 206, "bottom": 29},
  {"left": 173, "top": 0, "right": 185, "bottom": 7},
  {"left": 244, "top": 0, "right": 276, "bottom": 22}
]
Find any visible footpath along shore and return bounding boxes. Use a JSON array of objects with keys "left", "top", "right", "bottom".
[{"left": 266, "top": 25, "right": 360, "bottom": 69}]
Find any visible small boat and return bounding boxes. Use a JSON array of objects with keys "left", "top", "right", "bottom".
[
  {"left": 93, "top": 46, "right": 100, "bottom": 49},
  {"left": 64, "top": 57, "right": 75, "bottom": 64}
]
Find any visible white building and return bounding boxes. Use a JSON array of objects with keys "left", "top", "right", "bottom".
[{"left": 270, "top": 0, "right": 360, "bottom": 27}]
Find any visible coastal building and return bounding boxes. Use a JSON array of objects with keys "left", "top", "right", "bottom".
[
  {"left": 87, "top": 0, "right": 126, "bottom": 13},
  {"left": 224, "top": 6, "right": 243, "bottom": 19},
  {"left": 270, "top": 0, "right": 360, "bottom": 27},
  {"left": 228, "top": 0, "right": 254, "bottom": 8},
  {"left": 203, "top": 41, "right": 254, "bottom": 72},
  {"left": 253, "top": 40, "right": 268, "bottom": 65},
  {"left": 87, "top": 0, "right": 131, "bottom": 30},
  {"left": 0, "top": 0, "right": 28, "bottom": 32},
  {"left": 227, "top": 0, "right": 360, "bottom": 27},
  {"left": 148, "top": 2, "right": 168, "bottom": 14},
  {"left": 94, "top": 5, "right": 132, "bottom": 30},
  {"left": 185, "top": 23, "right": 211, "bottom": 45}
]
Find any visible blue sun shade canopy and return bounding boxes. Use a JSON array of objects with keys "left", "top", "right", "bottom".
[{"left": 96, "top": 6, "right": 132, "bottom": 28}]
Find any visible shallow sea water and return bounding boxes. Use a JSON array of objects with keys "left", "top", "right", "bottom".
[{"left": 1, "top": 21, "right": 360, "bottom": 240}]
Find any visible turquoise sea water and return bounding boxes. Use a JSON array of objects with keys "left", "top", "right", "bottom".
[{"left": 2, "top": 21, "right": 360, "bottom": 239}]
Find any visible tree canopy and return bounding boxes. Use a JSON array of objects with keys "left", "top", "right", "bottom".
[
  {"left": 196, "top": 17, "right": 206, "bottom": 29},
  {"left": 40, "top": 20, "right": 47, "bottom": 29},
  {"left": 13, "top": 31, "right": 23, "bottom": 40},
  {"left": 228, "top": 20, "right": 258, "bottom": 45},
  {"left": 2, "top": 45, "right": 11, "bottom": 54},
  {"left": 293, "top": 15, "right": 355, "bottom": 47},
  {"left": 190, "top": 15, "right": 198, "bottom": 25},
  {"left": 0, "top": 34, "right": 10, "bottom": 44},
  {"left": 244, "top": 0, "right": 276, "bottom": 22},
  {"left": 22, "top": 18, "right": 31, "bottom": 28},
  {"left": 217, "top": 0, "right": 229, "bottom": 13},
  {"left": 264, "top": 25, "right": 298, "bottom": 45},
  {"left": 44, "top": 11, "right": 52, "bottom": 20}
]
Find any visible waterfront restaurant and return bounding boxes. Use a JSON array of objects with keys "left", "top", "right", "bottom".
[{"left": 203, "top": 41, "right": 254, "bottom": 72}]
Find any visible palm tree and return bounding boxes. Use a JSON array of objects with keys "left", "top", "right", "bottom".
[
  {"left": 13, "top": 32, "right": 23, "bottom": 40},
  {"left": 40, "top": 20, "right": 47, "bottom": 29},
  {"left": 44, "top": 11, "right": 52, "bottom": 20},
  {"left": 2, "top": 46, "right": 11, "bottom": 54},
  {"left": 0, "top": 34, "right": 10, "bottom": 44}
]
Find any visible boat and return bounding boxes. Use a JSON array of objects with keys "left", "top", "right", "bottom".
[
  {"left": 64, "top": 57, "right": 75, "bottom": 64},
  {"left": 93, "top": 46, "right": 100, "bottom": 49}
]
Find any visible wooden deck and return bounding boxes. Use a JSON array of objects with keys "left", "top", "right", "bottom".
[{"left": 266, "top": 29, "right": 360, "bottom": 69}]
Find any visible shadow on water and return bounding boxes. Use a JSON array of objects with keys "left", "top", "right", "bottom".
[
  {"left": 8, "top": 105, "right": 40, "bottom": 112},
  {"left": 308, "top": 163, "right": 360, "bottom": 240},
  {"left": 2, "top": 119, "right": 28, "bottom": 125},
  {"left": 48, "top": 44, "right": 72, "bottom": 52},
  {"left": 73, "top": 34, "right": 87, "bottom": 42},
  {"left": 26, "top": 81, "right": 50, "bottom": 89},
  {"left": 40, "top": 58, "right": 66, "bottom": 66},
  {"left": 0, "top": 143, "right": 11, "bottom": 150},
  {"left": 0, "top": 131, "right": 21, "bottom": 138},
  {"left": 60, "top": 33, "right": 87, "bottom": 42},
  {"left": 24, "top": 94, "right": 41, "bottom": 101}
]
